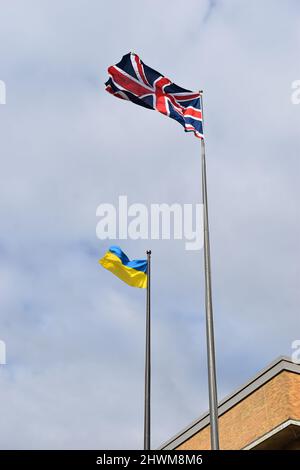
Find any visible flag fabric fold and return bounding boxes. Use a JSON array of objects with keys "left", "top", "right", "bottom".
[
  {"left": 105, "top": 52, "right": 203, "bottom": 139},
  {"left": 99, "top": 246, "right": 148, "bottom": 288}
]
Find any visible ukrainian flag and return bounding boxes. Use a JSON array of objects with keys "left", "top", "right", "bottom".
[{"left": 99, "top": 246, "right": 148, "bottom": 288}]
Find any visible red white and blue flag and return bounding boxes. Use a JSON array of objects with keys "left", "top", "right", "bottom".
[{"left": 105, "top": 52, "right": 203, "bottom": 139}]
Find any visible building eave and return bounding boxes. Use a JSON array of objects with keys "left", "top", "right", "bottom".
[{"left": 159, "top": 355, "right": 300, "bottom": 450}]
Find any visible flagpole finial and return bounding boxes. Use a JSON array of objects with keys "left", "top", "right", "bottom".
[
  {"left": 199, "top": 90, "right": 203, "bottom": 94},
  {"left": 146, "top": 250, "right": 151, "bottom": 255}
]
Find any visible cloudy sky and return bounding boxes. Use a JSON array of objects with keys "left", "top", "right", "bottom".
[{"left": 0, "top": 0, "right": 300, "bottom": 450}]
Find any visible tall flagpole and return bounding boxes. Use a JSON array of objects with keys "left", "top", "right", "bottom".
[
  {"left": 144, "top": 250, "right": 151, "bottom": 450},
  {"left": 200, "top": 92, "right": 220, "bottom": 450}
]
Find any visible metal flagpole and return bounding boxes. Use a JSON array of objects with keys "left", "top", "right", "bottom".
[
  {"left": 199, "top": 92, "right": 220, "bottom": 450},
  {"left": 144, "top": 250, "right": 151, "bottom": 450}
]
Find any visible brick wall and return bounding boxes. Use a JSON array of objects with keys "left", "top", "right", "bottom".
[{"left": 177, "top": 370, "right": 300, "bottom": 450}]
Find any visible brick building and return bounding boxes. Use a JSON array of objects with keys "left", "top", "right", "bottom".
[{"left": 160, "top": 356, "right": 300, "bottom": 450}]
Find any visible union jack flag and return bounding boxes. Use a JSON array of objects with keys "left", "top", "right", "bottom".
[{"left": 105, "top": 52, "right": 203, "bottom": 139}]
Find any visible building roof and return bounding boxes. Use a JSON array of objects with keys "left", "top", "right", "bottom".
[
  {"left": 159, "top": 356, "right": 300, "bottom": 450},
  {"left": 244, "top": 419, "right": 300, "bottom": 450}
]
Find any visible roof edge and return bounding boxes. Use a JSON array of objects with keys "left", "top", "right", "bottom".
[
  {"left": 243, "top": 419, "right": 300, "bottom": 449},
  {"left": 159, "top": 355, "right": 299, "bottom": 450}
]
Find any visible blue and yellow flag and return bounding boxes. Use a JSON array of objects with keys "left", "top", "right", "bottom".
[{"left": 99, "top": 246, "right": 148, "bottom": 288}]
